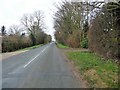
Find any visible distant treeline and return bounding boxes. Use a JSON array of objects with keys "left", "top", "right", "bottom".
[
  {"left": 1, "top": 10, "right": 52, "bottom": 52},
  {"left": 54, "top": 1, "right": 120, "bottom": 60}
]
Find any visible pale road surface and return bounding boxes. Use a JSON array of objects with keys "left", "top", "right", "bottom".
[{"left": 2, "top": 42, "right": 82, "bottom": 88}]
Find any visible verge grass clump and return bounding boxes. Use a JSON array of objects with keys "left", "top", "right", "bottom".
[{"left": 67, "top": 51, "right": 118, "bottom": 88}]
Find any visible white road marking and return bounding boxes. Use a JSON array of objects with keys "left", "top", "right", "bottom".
[{"left": 23, "top": 44, "right": 50, "bottom": 68}]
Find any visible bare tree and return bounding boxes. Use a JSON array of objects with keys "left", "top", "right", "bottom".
[
  {"left": 21, "top": 10, "right": 44, "bottom": 45},
  {"left": 9, "top": 25, "right": 23, "bottom": 35},
  {"left": 54, "top": 1, "right": 82, "bottom": 47},
  {"left": 21, "top": 10, "right": 44, "bottom": 33}
]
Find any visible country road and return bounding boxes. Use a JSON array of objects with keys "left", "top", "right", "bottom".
[{"left": 2, "top": 42, "right": 82, "bottom": 88}]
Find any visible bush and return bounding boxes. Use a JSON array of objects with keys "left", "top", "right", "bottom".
[
  {"left": 88, "top": 7, "right": 119, "bottom": 59},
  {"left": 2, "top": 35, "right": 32, "bottom": 52},
  {"left": 80, "top": 38, "right": 88, "bottom": 48},
  {"left": 66, "top": 32, "right": 80, "bottom": 48},
  {"left": 2, "top": 32, "right": 51, "bottom": 53}
]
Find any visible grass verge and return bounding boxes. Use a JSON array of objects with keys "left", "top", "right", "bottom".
[
  {"left": 66, "top": 51, "right": 118, "bottom": 88},
  {"left": 57, "top": 43, "right": 69, "bottom": 49},
  {"left": 17, "top": 44, "right": 42, "bottom": 51}
]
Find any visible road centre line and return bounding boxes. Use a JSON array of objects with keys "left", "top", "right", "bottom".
[{"left": 23, "top": 45, "right": 50, "bottom": 68}]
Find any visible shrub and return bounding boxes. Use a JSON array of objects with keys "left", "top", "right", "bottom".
[
  {"left": 66, "top": 32, "right": 80, "bottom": 48},
  {"left": 2, "top": 35, "right": 32, "bottom": 52},
  {"left": 80, "top": 38, "right": 88, "bottom": 48}
]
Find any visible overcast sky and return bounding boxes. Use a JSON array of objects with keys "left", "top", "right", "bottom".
[{"left": 0, "top": 0, "right": 64, "bottom": 40}]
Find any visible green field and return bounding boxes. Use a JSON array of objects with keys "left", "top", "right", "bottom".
[{"left": 67, "top": 51, "right": 118, "bottom": 88}]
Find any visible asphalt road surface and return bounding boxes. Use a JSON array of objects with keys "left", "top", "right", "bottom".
[{"left": 2, "top": 42, "right": 82, "bottom": 88}]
